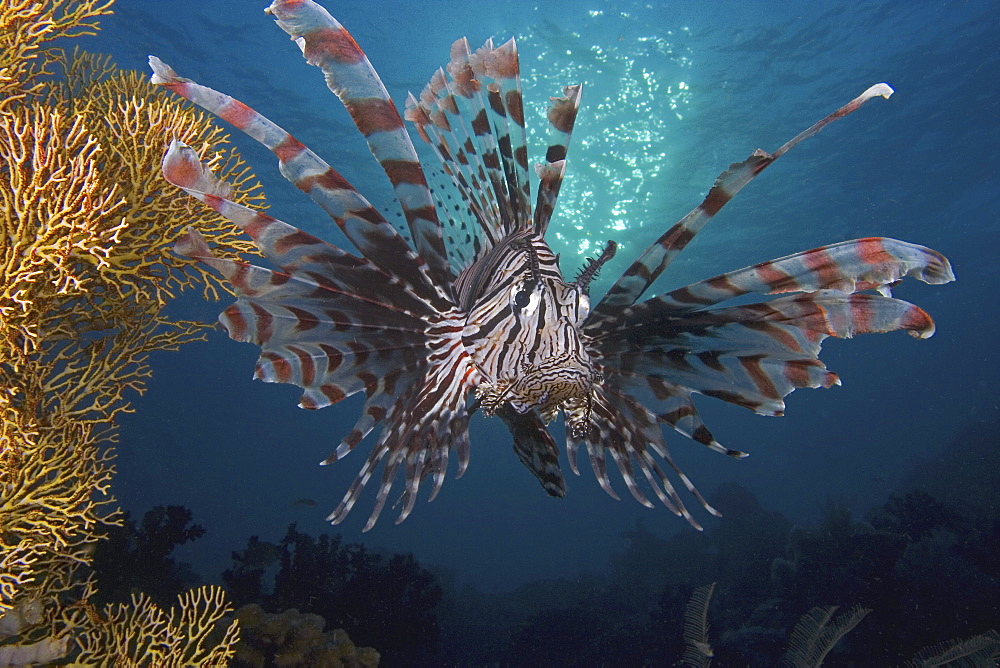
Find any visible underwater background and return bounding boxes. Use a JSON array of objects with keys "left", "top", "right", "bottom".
[{"left": 78, "top": 0, "right": 995, "bottom": 662}]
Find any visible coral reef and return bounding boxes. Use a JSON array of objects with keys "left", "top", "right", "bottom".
[
  {"left": 0, "top": 0, "right": 262, "bottom": 661},
  {"left": 73, "top": 585, "right": 239, "bottom": 665},
  {"left": 232, "top": 604, "right": 380, "bottom": 667},
  {"left": 226, "top": 525, "right": 440, "bottom": 663},
  {"left": 432, "top": 456, "right": 1000, "bottom": 664},
  {"left": 90, "top": 505, "right": 207, "bottom": 608}
]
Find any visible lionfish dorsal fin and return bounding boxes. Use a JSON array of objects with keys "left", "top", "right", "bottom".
[
  {"left": 405, "top": 50, "right": 504, "bottom": 262},
  {"left": 470, "top": 38, "right": 532, "bottom": 228},
  {"left": 533, "top": 84, "right": 582, "bottom": 235},
  {"left": 411, "top": 35, "right": 579, "bottom": 273},
  {"left": 407, "top": 38, "right": 516, "bottom": 268}
]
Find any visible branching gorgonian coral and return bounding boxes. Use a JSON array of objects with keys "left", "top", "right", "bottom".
[{"left": 0, "top": 0, "right": 263, "bottom": 662}]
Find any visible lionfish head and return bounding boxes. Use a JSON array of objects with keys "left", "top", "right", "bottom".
[{"left": 466, "top": 235, "right": 616, "bottom": 437}]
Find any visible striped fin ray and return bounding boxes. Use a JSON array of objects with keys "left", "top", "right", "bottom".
[
  {"left": 590, "top": 237, "right": 952, "bottom": 335},
  {"left": 162, "top": 141, "right": 434, "bottom": 318},
  {"left": 420, "top": 71, "right": 502, "bottom": 244},
  {"left": 327, "top": 311, "right": 473, "bottom": 531},
  {"left": 605, "top": 368, "right": 743, "bottom": 458},
  {"left": 470, "top": 38, "right": 533, "bottom": 229},
  {"left": 652, "top": 237, "right": 954, "bottom": 311},
  {"left": 165, "top": 141, "right": 478, "bottom": 529},
  {"left": 567, "top": 385, "right": 719, "bottom": 530},
  {"left": 595, "top": 83, "right": 897, "bottom": 317},
  {"left": 406, "top": 37, "right": 523, "bottom": 263},
  {"left": 148, "top": 58, "right": 449, "bottom": 307},
  {"left": 534, "top": 84, "right": 582, "bottom": 234},
  {"left": 587, "top": 236, "right": 953, "bottom": 336},
  {"left": 177, "top": 229, "right": 430, "bottom": 410},
  {"left": 172, "top": 237, "right": 431, "bottom": 418},
  {"left": 404, "top": 56, "right": 506, "bottom": 258},
  {"left": 496, "top": 405, "right": 566, "bottom": 498},
  {"left": 265, "top": 0, "right": 453, "bottom": 289},
  {"left": 592, "top": 289, "right": 938, "bottom": 420},
  {"left": 443, "top": 36, "right": 518, "bottom": 237}
]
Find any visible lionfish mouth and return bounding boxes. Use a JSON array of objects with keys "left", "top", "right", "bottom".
[{"left": 476, "top": 357, "right": 599, "bottom": 437}]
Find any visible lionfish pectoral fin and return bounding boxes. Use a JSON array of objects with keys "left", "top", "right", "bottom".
[
  {"left": 162, "top": 141, "right": 227, "bottom": 263},
  {"left": 319, "top": 315, "right": 473, "bottom": 531},
  {"left": 161, "top": 141, "right": 248, "bottom": 277},
  {"left": 496, "top": 405, "right": 566, "bottom": 498},
  {"left": 595, "top": 83, "right": 899, "bottom": 316},
  {"left": 569, "top": 386, "right": 722, "bottom": 530}
]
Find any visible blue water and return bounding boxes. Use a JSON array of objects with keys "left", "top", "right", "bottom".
[{"left": 85, "top": 0, "right": 995, "bottom": 648}]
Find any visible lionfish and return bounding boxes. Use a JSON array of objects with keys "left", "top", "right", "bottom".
[{"left": 150, "top": 0, "right": 953, "bottom": 531}]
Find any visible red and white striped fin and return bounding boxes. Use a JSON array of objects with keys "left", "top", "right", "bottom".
[
  {"left": 265, "top": 0, "right": 453, "bottom": 288},
  {"left": 167, "top": 142, "right": 477, "bottom": 529},
  {"left": 653, "top": 237, "right": 955, "bottom": 310},
  {"left": 326, "top": 311, "right": 474, "bottom": 531},
  {"left": 605, "top": 369, "right": 745, "bottom": 459},
  {"left": 161, "top": 141, "right": 439, "bottom": 314},
  {"left": 175, "top": 229, "right": 431, "bottom": 408},
  {"left": 596, "top": 83, "right": 896, "bottom": 316},
  {"left": 406, "top": 37, "right": 526, "bottom": 263},
  {"left": 149, "top": 59, "right": 450, "bottom": 306},
  {"left": 534, "top": 84, "right": 582, "bottom": 234},
  {"left": 593, "top": 289, "right": 937, "bottom": 422},
  {"left": 405, "top": 58, "right": 506, "bottom": 255}
]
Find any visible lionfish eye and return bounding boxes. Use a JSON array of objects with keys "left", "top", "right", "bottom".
[{"left": 510, "top": 280, "right": 539, "bottom": 314}]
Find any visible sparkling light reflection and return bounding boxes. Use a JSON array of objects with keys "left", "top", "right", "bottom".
[{"left": 518, "top": 9, "right": 695, "bottom": 262}]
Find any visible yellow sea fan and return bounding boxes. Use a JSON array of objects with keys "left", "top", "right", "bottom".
[
  {"left": 39, "top": 50, "right": 265, "bottom": 305},
  {"left": 0, "top": 104, "right": 128, "bottom": 358},
  {"left": 0, "top": 0, "right": 114, "bottom": 112},
  {"left": 0, "top": 1, "right": 265, "bottom": 660},
  {"left": 71, "top": 586, "right": 240, "bottom": 666}
]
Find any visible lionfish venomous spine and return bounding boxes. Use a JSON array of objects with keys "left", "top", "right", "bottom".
[{"left": 150, "top": 0, "right": 954, "bottom": 531}]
